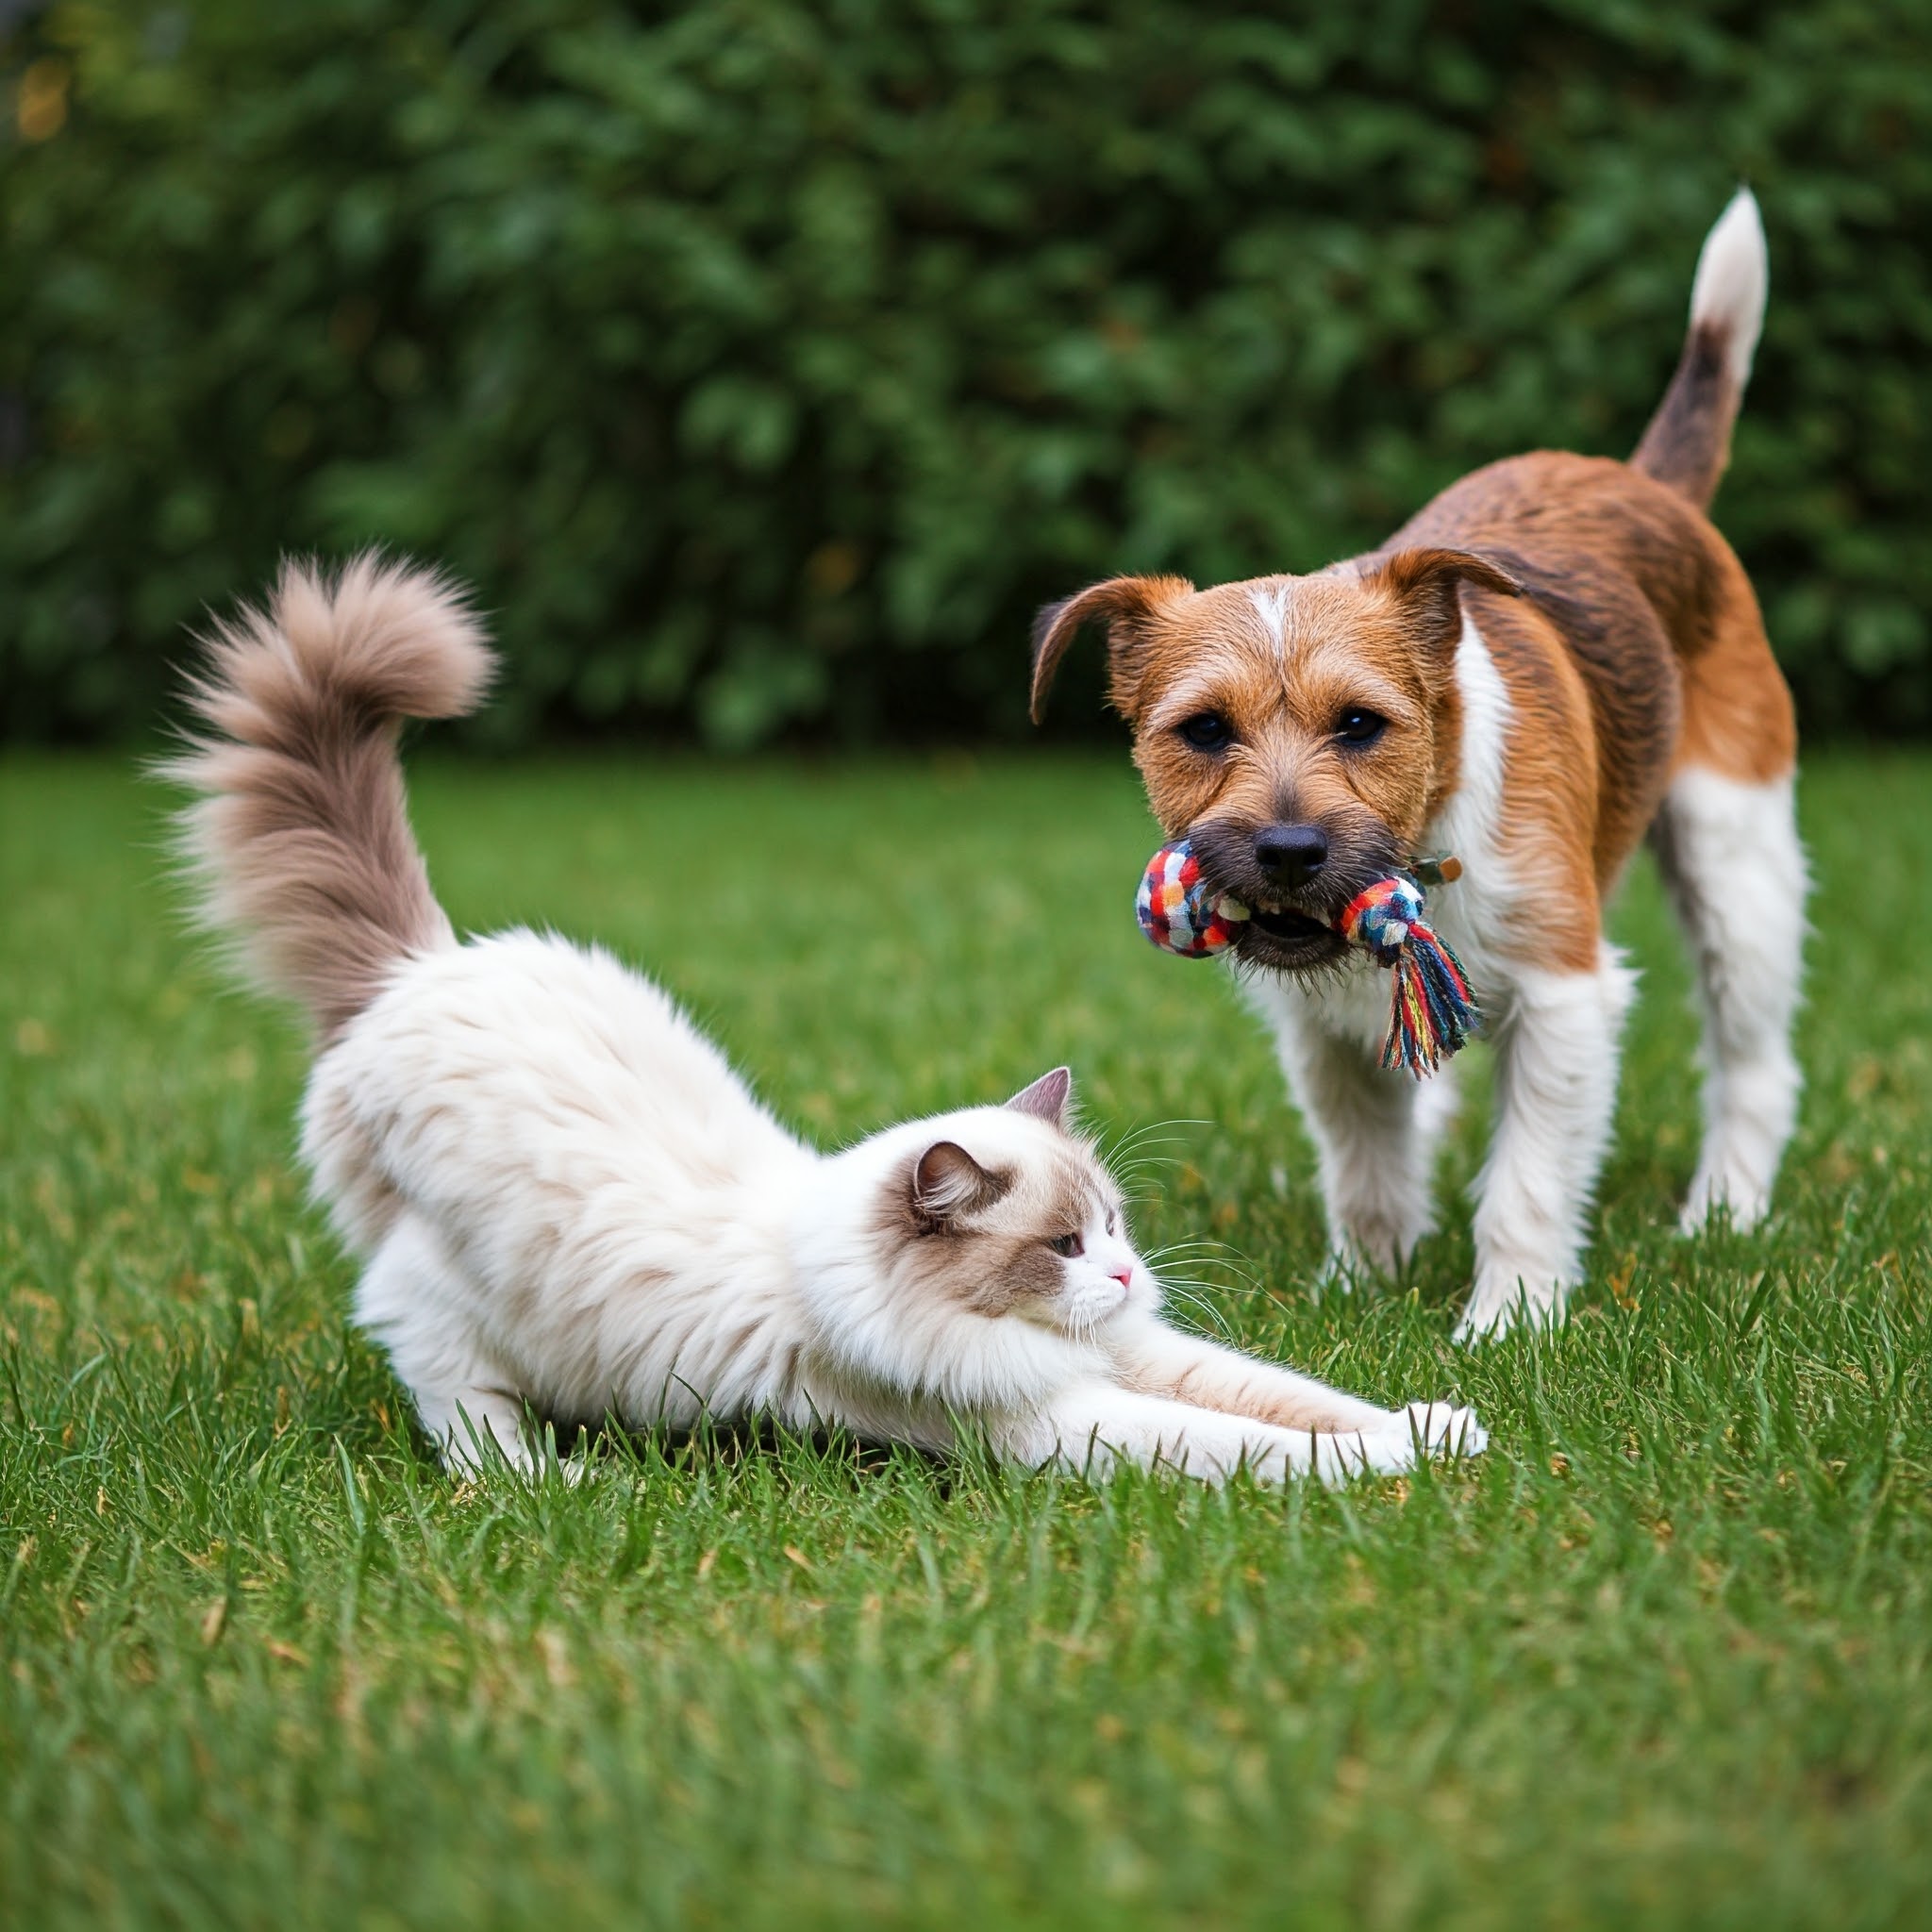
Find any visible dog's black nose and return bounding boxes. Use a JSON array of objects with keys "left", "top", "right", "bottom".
[{"left": 1253, "top": 823, "right": 1327, "bottom": 886}]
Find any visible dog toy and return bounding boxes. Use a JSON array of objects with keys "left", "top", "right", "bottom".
[
  {"left": 1134, "top": 841, "right": 1248, "bottom": 958},
  {"left": 1134, "top": 840, "right": 1480, "bottom": 1078}
]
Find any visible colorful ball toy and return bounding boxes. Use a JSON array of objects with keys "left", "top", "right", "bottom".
[{"left": 1135, "top": 839, "right": 1481, "bottom": 1078}]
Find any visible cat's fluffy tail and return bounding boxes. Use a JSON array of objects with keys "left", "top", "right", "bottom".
[{"left": 167, "top": 554, "right": 494, "bottom": 1041}]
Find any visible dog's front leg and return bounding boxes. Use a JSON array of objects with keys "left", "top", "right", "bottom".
[
  {"left": 1251, "top": 979, "right": 1444, "bottom": 1279},
  {"left": 1458, "top": 950, "right": 1637, "bottom": 1338}
]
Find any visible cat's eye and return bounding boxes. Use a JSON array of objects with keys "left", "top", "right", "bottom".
[
  {"left": 1050, "top": 1231, "right": 1084, "bottom": 1258},
  {"left": 1105, "top": 1208, "right": 1117, "bottom": 1235},
  {"left": 1335, "top": 707, "right": 1386, "bottom": 747},
  {"left": 1177, "top": 711, "right": 1234, "bottom": 753}
]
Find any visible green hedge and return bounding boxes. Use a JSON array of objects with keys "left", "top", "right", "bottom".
[{"left": 4, "top": 0, "right": 1928, "bottom": 746}]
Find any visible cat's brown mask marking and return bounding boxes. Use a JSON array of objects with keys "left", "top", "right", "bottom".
[{"left": 885, "top": 1135, "right": 1120, "bottom": 1322}]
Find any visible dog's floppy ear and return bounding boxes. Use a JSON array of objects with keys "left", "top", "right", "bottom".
[
  {"left": 1029, "top": 575, "right": 1191, "bottom": 724},
  {"left": 1364, "top": 548, "right": 1522, "bottom": 656}
]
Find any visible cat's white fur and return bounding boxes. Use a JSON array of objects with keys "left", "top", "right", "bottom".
[{"left": 175, "top": 555, "right": 1487, "bottom": 1483}]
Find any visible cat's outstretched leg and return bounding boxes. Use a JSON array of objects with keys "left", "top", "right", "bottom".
[
  {"left": 354, "top": 1215, "right": 538, "bottom": 1474},
  {"left": 1006, "top": 1382, "right": 1451, "bottom": 1486},
  {"left": 1106, "top": 1313, "right": 1462, "bottom": 1439}
]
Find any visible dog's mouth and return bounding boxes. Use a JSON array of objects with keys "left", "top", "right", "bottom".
[
  {"left": 1232, "top": 900, "right": 1350, "bottom": 972},
  {"left": 1179, "top": 815, "right": 1400, "bottom": 977},
  {"left": 1247, "top": 903, "right": 1329, "bottom": 943}
]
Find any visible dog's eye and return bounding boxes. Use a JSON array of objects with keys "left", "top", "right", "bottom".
[
  {"left": 1177, "top": 712, "right": 1234, "bottom": 753},
  {"left": 1336, "top": 708, "right": 1387, "bottom": 747},
  {"left": 1050, "top": 1231, "right": 1085, "bottom": 1258}
]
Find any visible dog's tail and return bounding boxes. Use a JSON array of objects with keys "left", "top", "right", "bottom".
[
  {"left": 165, "top": 554, "right": 494, "bottom": 1043},
  {"left": 1630, "top": 188, "right": 1768, "bottom": 510}
]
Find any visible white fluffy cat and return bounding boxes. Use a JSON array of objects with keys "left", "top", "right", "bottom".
[{"left": 172, "top": 556, "right": 1486, "bottom": 1483}]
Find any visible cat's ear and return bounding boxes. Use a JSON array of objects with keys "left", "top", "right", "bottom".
[
  {"left": 1006, "top": 1066, "right": 1073, "bottom": 1128},
  {"left": 912, "top": 1141, "right": 1008, "bottom": 1225}
]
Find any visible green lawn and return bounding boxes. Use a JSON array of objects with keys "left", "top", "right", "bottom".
[{"left": 3, "top": 749, "right": 1928, "bottom": 1931}]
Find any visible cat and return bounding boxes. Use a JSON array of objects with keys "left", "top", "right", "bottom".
[{"left": 169, "top": 555, "right": 1486, "bottom": 1483}]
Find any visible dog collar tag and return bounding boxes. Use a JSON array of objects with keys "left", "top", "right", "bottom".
[{"left": 1407, "top": 853, "right": 1463, "bottom": 889}]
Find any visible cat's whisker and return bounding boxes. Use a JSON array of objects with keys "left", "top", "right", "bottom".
[
  {"left": 1141, "top": 1233, "right": 1266, "bottom": 1273},
  {"left": 1108, "top": 1134, "right": 1199, "bottom": 1163},
  {"left": 1153, "top": 1284, "right": 1240, "bottom": 1344},
  {"left": 1103, "top": 1133, "right": 1208, "bottom": 1180},
  {"left": 1140, "top": 1246, "right": 1257, "bottom": 1277},
  {"left": 1103, "top": 1117, "right": 1210, "bottom": 1163},
  {"left": 1116, "top": 1160, "right": 1193, "bottom": 1190},
  {"left": 1114, "top": 1130, "right": 1196, "bottom": 1152},
  {"left": 1165, "top": 1270, "right": 1271, "bottom": 1305},
  {"left": 1112, "top": 1158, "right": 1196, "bottom": 1194},
  {"left": 1159, "top": 1264, "right": 1274, "bottom": 1308},
  {"left": 1159, "top": 1274, "right": 1246, "bottom": 1300}
]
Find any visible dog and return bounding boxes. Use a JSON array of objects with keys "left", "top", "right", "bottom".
[{"left": 1028, "top": 191, "right": 1806, "bottom": 1337}]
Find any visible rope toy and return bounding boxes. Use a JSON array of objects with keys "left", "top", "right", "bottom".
[
  {"left": 1134, "top": 840, "right": 1481, "bottom": 1078},
  {"left": 1134, "top": 842, "right": 1248, "bottom": 958}
]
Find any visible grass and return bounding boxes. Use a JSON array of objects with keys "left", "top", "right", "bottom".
[{"left": 2, "top": 746, "right": 1928, "bottom": 1931}]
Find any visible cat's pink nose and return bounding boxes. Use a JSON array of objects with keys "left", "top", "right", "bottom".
[{"left": 1110, "top": 1267, "right": 1133, "bottom": 1290}]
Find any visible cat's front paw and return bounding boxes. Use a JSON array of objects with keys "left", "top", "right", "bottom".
[
  {"left": 1310, "top": 1428, "right": 1416, "bottom": 1480},
  {"left": 1306, "top": 1403, "right": 1487, "bottom": 1482},
  {"left": 1393, "top": 1399, "right": 1487, "bottom": 1458}
]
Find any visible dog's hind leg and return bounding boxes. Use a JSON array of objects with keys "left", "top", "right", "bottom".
[{"left": 1651, "top": 766, "right": 1807, "bottom": 1233}]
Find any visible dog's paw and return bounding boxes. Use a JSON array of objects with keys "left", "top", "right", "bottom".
[
  {"left": 1314, "top": 1246, "right": 1364, "bottom": 1297},
  {"left": 1677, "top": 1167, "right": 1773, "bottom": 1239},
  {"left": 1454, "top": 1273, "right": 1568, "bottom": 1342},
  {"left": 1324, "top": 1218, "right": 1430, "bottom": 1285},
  {"left": 1452, "top": 1300, "right": 1509, "bottom": 1344}
]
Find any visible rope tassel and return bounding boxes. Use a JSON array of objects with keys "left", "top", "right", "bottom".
[
  {"left": 1334, "top": 875, "right": 1481, "bottom": 1078},
  {"left": 1134, "top": 841, "right": 1481, "bottom": 1078}
]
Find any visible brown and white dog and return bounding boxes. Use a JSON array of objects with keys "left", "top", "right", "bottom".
[{"left": 1029, "top": 192, "right": 1806, "bottom": 1337}]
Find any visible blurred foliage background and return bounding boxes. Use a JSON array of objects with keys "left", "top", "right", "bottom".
[{"left": 2, "top": 0, "right": 1927, "bottom": 749}]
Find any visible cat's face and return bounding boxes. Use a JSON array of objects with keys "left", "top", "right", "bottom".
[{"left": 890, "top": 1068, "right": 1158, "bottom": 1338}]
